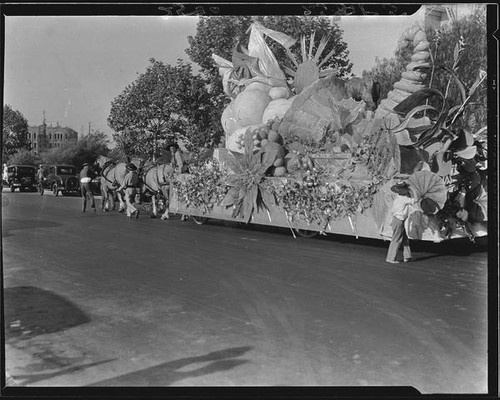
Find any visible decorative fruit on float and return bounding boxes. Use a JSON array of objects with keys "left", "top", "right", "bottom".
[
  {"left": 233, "top": 89, "right": 272, "bottom": 126},
  {"left": 278, "top": 75, "right": 380, "bottom": 144}
]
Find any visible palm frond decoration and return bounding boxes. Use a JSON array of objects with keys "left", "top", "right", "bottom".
[
  {"left": 283, "top": 33, "right": 339, "bottom": 94},
  {"left": 219, "top": 130, "right": 278, "bottom": 223}
]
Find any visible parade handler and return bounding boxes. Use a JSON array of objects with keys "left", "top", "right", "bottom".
[
  {"left": 80, "top": 162, "right": 96, "bottom": 212},
  {"left": 386, "top": 182, "right": 415, "bottom": 264},
  {"left": 117, "top": 163, "right": 139, "bottom": 219}
]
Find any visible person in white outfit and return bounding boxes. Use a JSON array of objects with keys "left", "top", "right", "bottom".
[
  {"left": 117, "top": 163, "right": 139, "bottom": 218},
  {"left": 386, "top": 181, "right": 415, "bottom": 264},
  {"left": 80, "top": 162, "right": 96, "bottom": 212}
]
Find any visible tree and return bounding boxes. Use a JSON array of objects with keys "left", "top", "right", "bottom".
[
  {"left": 363, "top": 5, "right": 487, "bottom": 130},
  {"left": 41, "top": 129, "right": 110, "bottom": 167},
  {"left": 7, "top": 149, "right": 44, "bottom": 166},
  {"left": 362, "top": 43, "right": 413, "bottom": 102},
  {"left": 426, "top": 6, "right": 487, "bottom": 131},
  {"left": 3, "top": 105, "right": 29, "bottom": 159},
  {"left": 108, "top": 59, "right": 217, "bottom": 157}
]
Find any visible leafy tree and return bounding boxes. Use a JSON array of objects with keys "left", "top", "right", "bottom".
[
  {"left": 363, "top": 5, "right": 487, "bottom": 130},
  {"left": 426, "top": 5, "right": 487, "bottom": 131},
  {"left": 41, "top": 129, "right": 110, "bottom": 167},
  {"left": 362, "top": 44, "right": 413, "bottom": 102},
  {"left": 3, "top": 105, "right": 29, "bottom": 159},
  {"left": 108, "top": 59, "right": 217, "bottom": 157},
  {"left": 7, "top": 149, "right": 44, "bottom": 166}
]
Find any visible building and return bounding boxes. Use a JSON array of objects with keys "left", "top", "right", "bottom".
[
  {"left": 28, "top": 122, "right": 78, "bottom": 154},
  {"left": 424, "top": 4, "right": 479, "bottom": 30}
]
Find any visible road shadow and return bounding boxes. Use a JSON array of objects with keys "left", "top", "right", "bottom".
[
  {"left": 185, "top": 218, "right": 488, "bottom": 256},
  {"left": 88, "top": 346, "right": 252, "bottom": 386},
  {"left": 4, "top": 286, "right": 91, "bottom": 340},
  {"left": 2, "top": 218, "right": 62, "bottom": 237},
  {"left": 9, "top": 359, "right": 116, "bottom": 386}
]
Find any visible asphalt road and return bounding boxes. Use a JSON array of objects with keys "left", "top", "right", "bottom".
[{"left": 2, "top": 189, "right": 488, "bottom": 393}]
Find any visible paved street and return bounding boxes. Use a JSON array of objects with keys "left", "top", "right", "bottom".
[{"left": 2, "top": 189, "right": 488, "bottom": 393}]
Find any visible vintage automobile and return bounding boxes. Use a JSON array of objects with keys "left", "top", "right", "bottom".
[
  {"left": 44, "top": 165, "right": 80, "bottom": 196},
  {"left": 5, "top": 165, "right": 37, "bottom": 192}
]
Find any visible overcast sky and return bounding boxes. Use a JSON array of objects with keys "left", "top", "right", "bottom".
[{"left": 3, "top": 13, "right": 423, "bottom": 144}]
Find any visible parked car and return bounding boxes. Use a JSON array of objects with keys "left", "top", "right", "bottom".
[
  {"left": 5, "top": 165, "right": 37, "bottom": 192},
  {"left": 44, "top": 165, "right": 80, "bottom": 196}
]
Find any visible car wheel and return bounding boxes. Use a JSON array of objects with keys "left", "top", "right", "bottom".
[
  {"left": 192, "top": 216, "right": 209, "bottom": 225},
  {"left": 294, "top": 228, "right": 318, "bottom": 238},
  {"left": 52, "top": 183, "right": 59, "bottom": 197}
]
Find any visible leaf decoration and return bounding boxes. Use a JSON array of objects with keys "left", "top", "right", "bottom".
[
  {"left": 408, "top": 170, "right": 448, "bottom": 212},
  {"left": 243, "top": 129, "right": 257, "bottom": 165},
  {"left": 222, "top": 133, "right": 278, "bottom": 222},
  {"left": 469, "top": 70, "right": 487, "bottom": 98},
  {"left": 219, "top": 149, "right": 244, "bottom": 175},
  {"left": 260, "top": 183, "right": 276, "bottom": 209},
  {"left": 441, "top": 66, "right": 467, "bottom": 103},
  {"left": 223, "top": 187, "right": 239, "bottom": 207},
  {"left": 259, "top": 148, "right": 278, "bottom": 174},
  {"left": 393, "top": 88, "right": 443, "bottom": 117},
  {"left": 330, "top": 98, "right": 365, "bottom": 131},
  {"left": 392, "top": 105, "right": 437, "bottom": 133}
]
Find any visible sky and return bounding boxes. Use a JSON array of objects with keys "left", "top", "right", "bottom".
[{"left": 3, "top": 12, "right": 425, "bottom": 146}]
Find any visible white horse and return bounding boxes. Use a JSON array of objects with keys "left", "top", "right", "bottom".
[
  {"left": 140, "top": 163, "right": 174, "bottom": 220},
  {"left": 95, "top": 156, "right": 144, "bottom": 213}
]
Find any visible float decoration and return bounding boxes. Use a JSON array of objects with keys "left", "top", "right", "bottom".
[
  {"left": 172, "top": 20, "right": 487, "bottom": 242},
  {"left": 408, "top": 170, "right": 448, "bottom": 214},
  {"left": 219, "top": 132, "right": 278, "bottom": 223}
]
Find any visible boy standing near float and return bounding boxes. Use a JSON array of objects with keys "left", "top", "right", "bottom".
[{"left": 386, "top": 182, "right": 415, "bottom": 264}]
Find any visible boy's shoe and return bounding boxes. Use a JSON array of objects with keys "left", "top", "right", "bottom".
[
  {"left": 404, "top": 258, "right": 414, "bottom": 262},
  {"left": 385, "top": 259, "right": 400, "bottom": 264}
]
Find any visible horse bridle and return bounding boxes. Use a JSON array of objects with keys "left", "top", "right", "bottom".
[{"left": 99, "top": 160, "right": 116, "bottom": 185}]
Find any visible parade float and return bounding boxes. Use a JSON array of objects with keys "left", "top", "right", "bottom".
[{"left": 169, "top": 22, "right": 488, "bottom": 242}]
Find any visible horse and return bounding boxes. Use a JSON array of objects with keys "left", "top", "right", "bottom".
[
  {"left": 95, "top": 155, "right": 145, "bottom": 213},
  {"left": 140, "top": 163, "right": 174, "bottom": 220}
]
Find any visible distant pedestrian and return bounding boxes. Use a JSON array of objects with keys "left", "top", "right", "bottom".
[
  {"left": 37, "top": 164, "right": 45, "bottom": 195},
  {"left": 80, "top": 162, "right": 96, "bottom": 213},
  {"left": 117, "top": 163, "right": 139, "bottom": 219},
  {"left": 386, "top": 181, "right": 415, "bottom": 264}
]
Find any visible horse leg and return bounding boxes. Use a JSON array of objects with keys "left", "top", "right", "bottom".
[
  {"left": 101, "top": 186, "right": 109, "bottom": 212},
  {"left": 117, "top": 191, "right": 126, "bottom": 213},
  {"left": 160, "top": 187, "right": 170, "bottom": 220},
  {"left": 150, "top": 194, "right": 157, "bottom": 218}
]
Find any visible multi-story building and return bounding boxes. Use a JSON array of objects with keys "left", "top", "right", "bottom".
[{"left": 27, "top": 123, "right": 78, "bottom": 153}]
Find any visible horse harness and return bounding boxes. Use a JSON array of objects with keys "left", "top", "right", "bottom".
[
  {"left": 99, "top": 160, "right": 118, "bottom": 187},
  {"left": 143, "top": 164, "right": 171, "bottom": 196}
]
